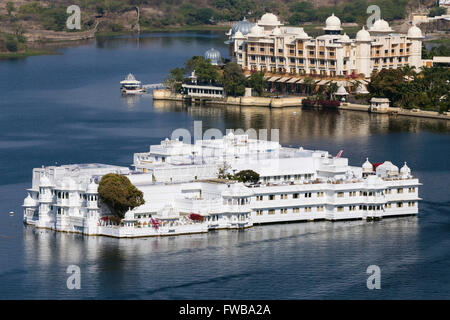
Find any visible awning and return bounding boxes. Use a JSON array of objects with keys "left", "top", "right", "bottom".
[
  {"left": 317, "top": 80, "right": 330, "bottom": 85},
  {"left": 267, "top": 76, "right": 280, "bottom": 82},
  {"left": 276, "top": 77, "right": 291, "bottom": 83},
  {"left": 287, "top": 78, "right": 300, "bottom": 83}
]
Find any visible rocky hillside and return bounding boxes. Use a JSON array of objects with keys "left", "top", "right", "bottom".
[{"left": 0, "top": 0, "right": 441, "bottom": 53}]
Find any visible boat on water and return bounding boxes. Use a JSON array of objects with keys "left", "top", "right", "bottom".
[
  {"left": 22, "top": 133, "right": 421, "bottom": 238},
  {"left": 120, "top": 73, "right": 146, "bottom": 95}
]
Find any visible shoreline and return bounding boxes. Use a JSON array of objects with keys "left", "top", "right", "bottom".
[{"left": 153, "top": 90, "right": 450, "bottom": 121}]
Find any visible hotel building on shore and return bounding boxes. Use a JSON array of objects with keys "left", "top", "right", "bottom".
[{"left": 226, "top": 13, "right": 424, "bottom": 79}]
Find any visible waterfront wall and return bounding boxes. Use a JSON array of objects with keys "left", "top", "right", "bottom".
[
  {"left": 153, "top": 90, "right": 450, "bottom": 120},
  {"left": 153, "top": 89, "right": 304, "bottom": 108},
  {"left": 340, "top": 103, "right": 450, "bottom": 120}
]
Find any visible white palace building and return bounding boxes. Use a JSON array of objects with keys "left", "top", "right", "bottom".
[
  {"left": 23, "top": 133, "right": 421, "bottom": 238},
  {"left": 226, "top": 13, "right": 424, "bottom": 77}
]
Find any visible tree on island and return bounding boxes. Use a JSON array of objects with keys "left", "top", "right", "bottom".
[
  {"left": 222, "top": 62, "right": 246, "bottom": 97},
  {"left": 184, "top": 56, "right": 219, "bottom": 84},
  {"left": 165, "top": 67, "right": 185, "bottom": 93},
  {"left": 98, "top": 174, "right": 145, "bottom": 219},
  {"left": 234, "top": 170, "right": 260, "bottom": 184}
]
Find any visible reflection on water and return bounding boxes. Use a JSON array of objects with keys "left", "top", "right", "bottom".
[
  {"left": 153, "top": 100, "right": 450, "bottom": 141},
  {"left": 21, "top": 217, "right": 419, "bottom": 299}
]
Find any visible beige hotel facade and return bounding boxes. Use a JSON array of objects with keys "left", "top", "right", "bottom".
[{"left": 226, "top": 13, "right": 424, "bottom": 79}]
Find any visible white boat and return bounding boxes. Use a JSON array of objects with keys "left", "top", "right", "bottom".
[{"left": 120, "top": 73, "right": 146, "bottom": 95}]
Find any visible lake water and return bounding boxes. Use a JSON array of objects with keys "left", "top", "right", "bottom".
[{"left": 0, "top": 32, "right": 449, "bottom": 299}]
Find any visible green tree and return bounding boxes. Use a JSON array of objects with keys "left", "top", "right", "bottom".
[
  {"left": 234, "top": 170, "right": 260, "bottom": 184},
  {"left": 184, "top": 56, "right": 218, "bottom": 83},
  {"left": 222, "top": 62, "right": 246, "bottom": 97},
  {"left": 165, "top": 67, "right": 185, "bottom": 93},
  {"left": 247, "top": 71, "right": 266, "bottom": 96},
  {"left": 98, "top": 174, "right": 145, "bottom": 219},
  {"left": 6, "top": 40, "right": 18, "bottom": 52},
  {"left": 6, "top": 2, "right": 15, "bottom": 16}
]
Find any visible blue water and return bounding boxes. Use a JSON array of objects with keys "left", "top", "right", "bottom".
[{"left": 0, "top": 32, "right": 449, "bottom": 299}]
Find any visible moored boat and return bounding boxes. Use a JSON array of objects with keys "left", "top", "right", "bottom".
[{"left": 120, "top": 73, "right": 146, "bottom": 95}]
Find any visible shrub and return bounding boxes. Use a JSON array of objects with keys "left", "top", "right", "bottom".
[
  {"left": 6, "top": 39, "right": 18, "bottom": 52},
  {"left": 234, "top": 170, "right": 260, "bottom": 184}
]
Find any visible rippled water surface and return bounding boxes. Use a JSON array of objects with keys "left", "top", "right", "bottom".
[{"left": 0, "top": 32, "right": 449, "bottom": 299}]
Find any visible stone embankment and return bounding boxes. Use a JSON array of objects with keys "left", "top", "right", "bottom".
[
  {"left": 153, "top": 89, "right": 304, "bottom": 108},
  {"left": 153, "top": 90, "right": 450, "bottom": 120}
]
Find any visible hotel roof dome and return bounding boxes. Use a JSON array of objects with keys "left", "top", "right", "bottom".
[
  {"left": 39, "top": 175, "right": 53, "bottom": 187},
  {"left": 356, "top": 27, "right": 371, "bottom": 42},
  {"left": 86, "top": 181, "right": 98, "bottom": 194},
  {"left": 248, "top": 24, "right": 265, "bottom": 37},
  {"left": 204, "top": 48, "right": 222, "bottom": 65},
  {"left": 272, "top": 27, "right": 282, "bottom": 36},
  {"left": 400, "top": 162, "right": 411, "bottom": 175},
  {"left": 339, "top": 33, "right": 351, "bottom": 42},
  {"left": 231, "top": 17, "right": 254, "bottom": 36},
  {"left": 23, "top": 193, "right": 37, "bottom": 207},
  {"left": 407, "top": 25, "right": 423, "bottom": 38},
  {"left": 222, "top": 183, "right": 254, "bottom": 198},
  {"left": 362, "top": 158, "right": 373, "bottom": 172},
  {"left": 258, "top": 13, "right": 282, "bottom": 26},
  {"left": 369, "top": 19, "right": 393, "bottom": 33},
  {"left": 324, "top": 13, "right": 342, "bottom": 31}
]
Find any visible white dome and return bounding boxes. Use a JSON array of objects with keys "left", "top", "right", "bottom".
[
  {"left": 272, "top": 27, "right": 282, "bottom": 36},
  {"left": 124, "top": 211, "right": 135, "bottom": 220},
  {"left": 86, "top": 181, "right": 98, "bottom": 194},
  {"left": 356, "top": 27, "right": 371, "bottom": 42},
  {"left": 39, "top": 175, "right": 53, "bottom": 187},
  {"left": 400, "top": 162, "right": 411, "bottom": 175},
  {"left": 369, "top": 19, "right": 393, "bottom": 33},
  {"left": 362, "top": 158, "right": 373, "bottom": 172},
  {"left": 222, "top": 183, "right": 254, "bottom": 198},
  {"left": 248, "top": 24, "right": 265, "bottom": 36},
  {"left": 339, "top": 33, "right": 351, "bottom": 42},
  {"left": 204, "top": 48, "right": 222, "bottom": 65},
  {"left": 23, "top": 193, "right": 37, "bottom": 207},
  {"left": 231, "top": 18, "right": 254, "bottom": 35},
  {"left": 376, "top": 161, "right": 399, "bottom": 177},
  {"left": 324, "top": 13, "right": 342, "bottom": 31},
  {"left": 258, "top": 13, "right": 282, "bottom": 26},
  {"left": 408, "top": 25, "right": 423, "bottom": 38}
]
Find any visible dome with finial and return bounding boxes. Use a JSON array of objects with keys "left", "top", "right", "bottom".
[
  {"left": 272, "top": 27, "right": 282, "bottom": 36},
  {"left": 339, "top": 33, "right": 351, "bottom": 43},
  {"left": 248, "top": 24, "right": 265, "bottom": 37},
  {"left": 400, "top": 162, "right": 411, "bottom": 175},
  {"left": 258, "top": 13, "right": 282, "bottom": 27},
  {"left": 39, "top": 175, "right": 53, "bottom": 187},
  {"left": 362, "top": 158, "right": 373, "bottom": 172},
  {"left": 408, "top": 25, "right": 423, "bottom": 39},
  {"left": 204, "top": 48, "right": 222, "bottom": 65},
  {"left": 369, "top": 19, "right": 393, "bottom": 33},
  {"left": 356, "top": 27, "right": 371, "bottom": 42},
  {"left": 23, "top": 193, "right": 37, "bottom": 207},
  {"left": 86, "top": 180, "right": 98, "bottom": 194},
  {"left": 324, "top": 13, "right": 342, "bottom": 31},
  {"left": 231, "top": 17, "right": 255, "bottom": 36}
]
